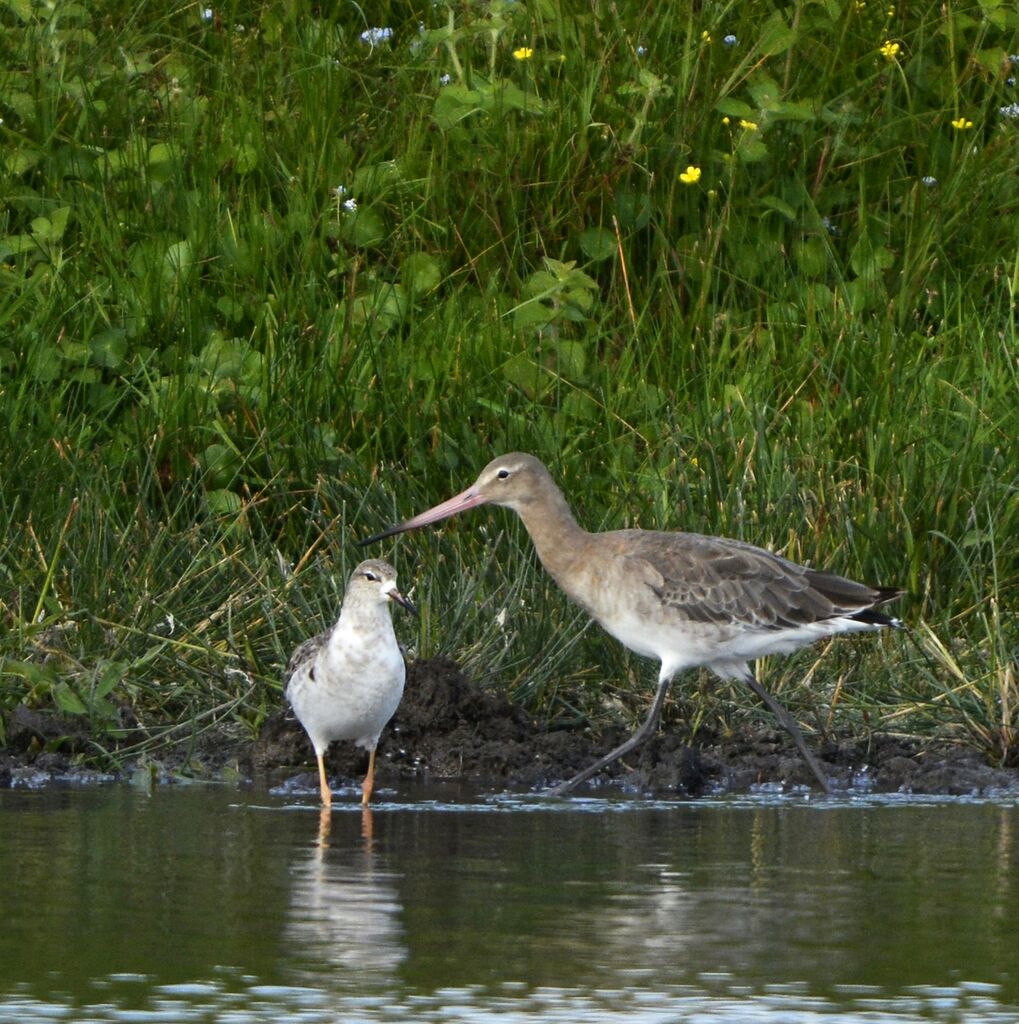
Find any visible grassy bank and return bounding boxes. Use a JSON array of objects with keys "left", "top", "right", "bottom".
[{"left": 1, "top": 0, "right": 1016, "bottom": 770}]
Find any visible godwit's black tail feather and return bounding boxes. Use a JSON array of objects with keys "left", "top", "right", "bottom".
[
  {"left": 850, "top": 587, "right": 905, "bottom": 628},
  {"left": 850, "top": 606, "right": 904, "bottom": 628}
]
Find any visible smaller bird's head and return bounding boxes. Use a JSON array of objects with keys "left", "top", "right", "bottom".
[{"left": 347, "top": 559, "right": 417, "bottom": 614}]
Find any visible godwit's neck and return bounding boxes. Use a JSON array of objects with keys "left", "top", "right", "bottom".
[{"left": 511, "top": 480, "right": 591, "bottom": 584}]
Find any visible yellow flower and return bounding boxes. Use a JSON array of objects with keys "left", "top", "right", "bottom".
[
  {"left": 950, "top": 116, "right": 973, "bottom": 129},
  {"left": 722, "top": 116, "right": 731, "bottom": 125},
  {"left": 739, "top": 119, "right": 758, "bottom": 131},
  {"left": 679, "top": 165, "right": 702, "bottom": 185},
  {"left": 701, "top": 30, "right": 712, "bottom": 42},
  {"left": 879, "top": 40, "right": 900, "bottom": 61},
  {"left": 513, "top": 47, "right": 533, "bottom": 61}
]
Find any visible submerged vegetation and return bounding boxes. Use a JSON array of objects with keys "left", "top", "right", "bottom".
[{"left": 0, "top": 0, "right": 1016, "bottom": 772}]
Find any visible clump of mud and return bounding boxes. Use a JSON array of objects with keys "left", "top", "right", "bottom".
[{"left": 4, "top": 657, "right": 1018, "bottom": 796}]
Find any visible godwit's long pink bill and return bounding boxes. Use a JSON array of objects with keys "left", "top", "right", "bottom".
[{"left": 361, "top": 453, "right": 903, "bottom": 795}]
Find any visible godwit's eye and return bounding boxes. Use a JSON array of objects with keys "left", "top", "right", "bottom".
[
  {"left": 497, "top": 469, "right": 510, "bottom": 480},
  {"left": 364, "top": 571, "right": 379, "bottom": 581}
]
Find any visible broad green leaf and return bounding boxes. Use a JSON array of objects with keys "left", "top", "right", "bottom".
[
  {"left": 578, "top": 227, "right": 615, "bottom": 262},
  {"left": 351, "top": 161, "right": 402, "bottom": 197},
  {"left": 28, "top": 345, "right": 62, "bottom": 381},
  {"left": 771, "top": 99, "right": 816, "bottom": 122},
  {"left": 2, "top": 0, "right": 34, "bottom": 20},
  {"left": 736, "top": 138, "right": 769, "bottom": 163},
  {"left": 340, "top": 208, "right": 386, "bottom": 248},
  {"left": 163, "top": 240, "right": 194, "bottom": 281},
  {"left": 230, "top": 143, "right": 260, "bottom": 174},
  {"left": 715, "top": 98, "right": 755, "bottom": 119},
  {"left": 794, "top": 237, "right": 829, "bottom": 277},
  {"left": 502, "top": 352, "right": 547, "bottom": 397},
  {"left": 53, "top": 682, "right": 88, "bottom": 716},
  {"left": 613, "top": 191, "right": 651, "bottom": 230},
  {"left": 522, "top": 271, "right": 559, "bottom": 298},
  {"left": 560, "top": 389, "right": 599, "bottom": 423},
  {"left": 512, "top": 299, "right": 556, "bottom": 332},
  {"left": 401, "top": 252, "right": 442, "bottom": 296},
  {"left": 200, "top": 444, "right": 240, "bottom": 489},
  {"left": 551, "top": 340, "right": 587, "bottom": 381},
  {"left": 93, "top": 661, "right": 126, "bottom": 700},
  {"left": 205, "top": 489, "right": 244, "bottom": 515},
  {"left": 0, "top": 233, "right": 38, "bottom": 258},
  {"left": 758, "top": 12, "right": 797, "bottom": 56},
  {"left": 369, "top": 283, "right": 410, "bottom": 331},
  {"left": 491, "top": 80, "right": 545, "bottom": 115},
  {"left": 748, "top": 75, "right": 781, "bottom": 110},
  {"left": 759, "top": 195, "right": 797, "bottom": 220},
  {"left": 215, "top": 296, "right": 246, "bottom": 323},
  {"left": 6, "top": 148, "right": 42, "bottom": 175},
  {"left": 89, "top": 329, "right": 128, "bottom": 369},
  {"left": 148, "top": 142, "right": 180, "bottom": 166},
  {"left": 433, "top": 85, "right": 484, "bottom": 129}
]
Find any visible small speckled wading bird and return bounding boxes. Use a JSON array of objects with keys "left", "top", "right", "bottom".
[
  {"left": 361, "top": 453, "right": 903, "bottom": 795},
  {"left": 286, "top": 559, "right": 416, "bottom": 807}
]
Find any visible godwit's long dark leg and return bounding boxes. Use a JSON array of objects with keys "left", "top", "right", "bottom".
[
  {"left": 742, "top": 671, "right": 832, "bottom": 794},
  {"left": 547, "top": 674, "right": 674, "bottom": 795}
]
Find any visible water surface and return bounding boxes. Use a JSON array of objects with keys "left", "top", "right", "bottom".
[{"left": 1, "top": 783, "right": 1017, "bottom": 1022}]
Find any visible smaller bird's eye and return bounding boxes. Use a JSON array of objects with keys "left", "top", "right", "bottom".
[
  {"left": 497, "top": 469, "right": 510, "bottom": 480},
  {"left": 364, "top": 571, "right": 378, "bottom": 581}
]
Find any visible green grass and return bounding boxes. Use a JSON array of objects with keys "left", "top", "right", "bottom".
[{"left": 1, "top": 0, "right": 1017, "bottom": 769}]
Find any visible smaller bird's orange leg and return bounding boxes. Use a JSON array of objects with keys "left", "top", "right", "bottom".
[
  {"left": 317, "top": 752, "right": 332, "bottom": 808},
  {"left": 361, "top": 747, "right": 377, "bottom": 805}
]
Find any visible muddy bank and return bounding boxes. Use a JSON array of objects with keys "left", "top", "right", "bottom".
[{"left": 3, "top": 657, "right": 1018, "bottom": 796}]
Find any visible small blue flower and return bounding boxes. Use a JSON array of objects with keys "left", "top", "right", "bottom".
[
  {"left": 360, "top": 27, "right": 393, "bottom": 45},
  {"left": 822, "top": 216, "right": 837, "bottom": 234},
  {"left": 723, "top": 34, "right": 737, "bottom": 46},
  {"left": 636, "top": 45, "right": 647, "bottom": 57}
]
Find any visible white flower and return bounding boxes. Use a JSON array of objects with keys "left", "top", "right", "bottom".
[
  {"left": 999, "top": 103, "right": 1019, "bottom": 121},
  {"left": 723, "top": 34, "right": 737, "bottom": 46},
  {"left": 332, "top": 184, "right": 348, "bottom": 196},
  {"left": 343, "top": 197, "right": 357, "bottom": 212},
  {"left": 439, "top": 73, "right": 451, "bottom": 85},
  {"left": 201, "top": 7, "right": 213, "bottom": 20},
  {"left": 636, "top": 45, "right": 647, "bottom": 57},
  {"left": 360, "top": 27, "right": 393, "bottom": 45},
  {"left": 921, "top": 175, "right": 937, "bottom": 187}
]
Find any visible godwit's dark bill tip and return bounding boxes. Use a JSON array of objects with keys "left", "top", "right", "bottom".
[{"left": 358, "top": 524, "right": 407, "bottom": 547}]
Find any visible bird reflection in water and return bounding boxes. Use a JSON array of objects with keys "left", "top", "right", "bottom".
[
  {"left": 315, "top": 806, "right": 375, "bottom": 849},
  {"left": 285, "top": 804, "right": 406, "bottom": 987}
]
